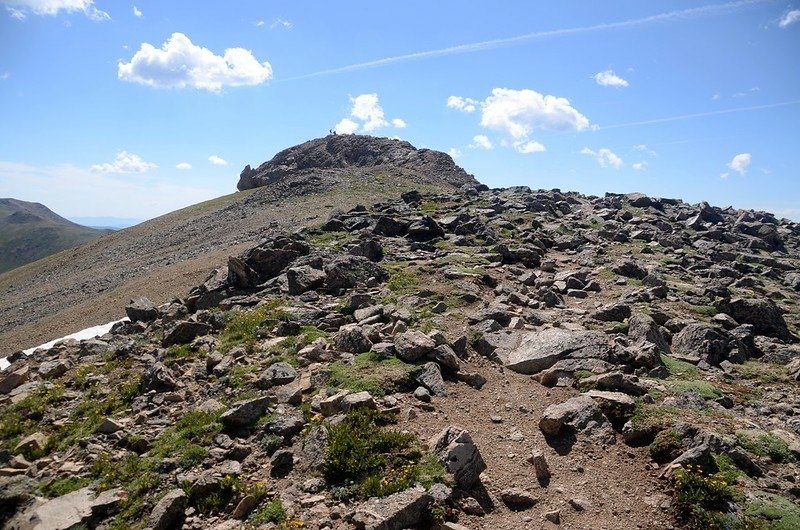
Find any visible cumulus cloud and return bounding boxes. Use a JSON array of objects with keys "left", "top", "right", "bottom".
[
  {"left": 580, "top": 147, "right": 623, "bottom": 169},
  {"left": 334, "top": 93, "right": 405, "bottom": 134},
  {"left": 3, "top": 0, "right": 109, "bottom": 20},
  {"left": 480, "top": 88, "right": 590, "bottom": 136},
  {"left": 471, "top": 135, "right": 493, "bottom": 150},
  {"left": 334, "top": 118, "right": 359, "bottom": 135},
  {"left": 208, "top": 155, "right": 228, "bottom": 166},
  {"left": 447, "top": 148, "right": 462, "bottom": 160},
  {"left": 593, "top": 69, "right": 629, "bottom": 87},
  {"left": 91, "top": 151, "right": 156, "bottom": 173},
  {"left": 447, "top": 96, "right": 478, "bottom": 113},
  {"left": 779, "top": 9, "right": 800, "bottom": 28},
  {"left": 447, "top": 88, "right": 590, "bottom": 155},
  {"left": 132, "top": 5, "right": 142, "bottom": 17},
  {"left": 176, "top": 162, "right": 192, "bottom": 170},
  {"left": 727, "top": 153, "right": 751, "bottom": 175},
  {"left": 118, "top": 33, "right": 273, "bottom": 92},
  {"left": 632, "top": 161, "right": 648, "bottom": 171},
  {"left": 515, "top": 140, "right": 546, "bottom": 154}
]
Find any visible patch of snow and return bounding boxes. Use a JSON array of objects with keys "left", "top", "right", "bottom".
[{"left": 0, "top": 318, "right": 129, "bottom": 371}]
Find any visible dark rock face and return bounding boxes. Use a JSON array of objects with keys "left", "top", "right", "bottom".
[
  {"left": 237, "top": 134, "right": 478, "bottom": 191},
  {"left": 717, "top": 297, "right": 795, "bottom": 342}
]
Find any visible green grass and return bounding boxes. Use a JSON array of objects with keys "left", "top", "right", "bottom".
[
  {"left": 219, "top": 299, "right": 289, "bottom": 353},
  {"left": 692, "top": 305, "right": 719, "bottom": 317},
  {"left": 327, "top": 352, "right": 418, "bottom": 397},
  {"left": 660, "top": 353, "right": 701, "bottom": 378},
  {"left": 735, "top": 361, "right": 787, "bottom": 384},
  {"left": 736, "top": 432, "right": 795, "bottom": 463},
  {"left": 164, "top": 344, "right": 197, "bottom": 363},
  {"left": 39, "top": 476, "right": 91, "bottom": 498},
  {"left": 386, "top": 267, "right": 420, "bottom": 294},
  {"left": 746, "top": 491, "right": 800, "bottom": 529},
  {"left": 663, "top": 380, "right": 723, "bottom": 400}
]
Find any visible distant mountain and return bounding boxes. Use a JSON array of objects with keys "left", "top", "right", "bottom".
[
  {"left": 66, "top": 216, "right": 142, "bottom": 229},
  {"left": 0, "top": 198, "right": 110, "bottom": 273}
]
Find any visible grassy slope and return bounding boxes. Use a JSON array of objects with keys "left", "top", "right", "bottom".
[{"left": 0, "top": 199, "right": 109, "bottom": 273}]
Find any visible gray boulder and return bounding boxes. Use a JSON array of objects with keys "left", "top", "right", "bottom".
[
  {"left": 627, "top": 313, "right": 669, "bottom": 353},
  {"left": 539, "top": 395, "right": 616, "bottom": 444},
  {"left": 501, "top": 328, "right": 611, "bottom": 375},
  {"left": 414, "top": 362, "right": 447, "bottom": 397},
  {"left": 257, "top": 362, "right": 297, "bottom": 389},
  {"left": 717, "top": 297, "right": 795, "bottom": 342},
  {"left": 429, "top": 426, "right": 486, "bottom": 490},
  {"left": 286, "top": 265, "right": 326, "bottom": 295},
  {"left": 394, "top": 330, "right": 435, "bottom": 361},
  {"left": 220, "top": 395, "right": 274, "bottom": 428},
  {"left": 324, "top": 255, "right": 388, "bottom": 291},
  {"left": 352, "top": 486, "right": 433, "bottom": 530},
  {"left": 125, "top": 297, "right": 159, "bottom": 323},
  {"left": 333, "top": 325, "right": 373, "bottom": 354},
  {"left": 148, "top": 489, "right": 187, "bottom": 530}
]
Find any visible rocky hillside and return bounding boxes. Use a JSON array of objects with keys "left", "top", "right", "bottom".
[
  {"left": 237, "top": 135, "right": 477, "bottom": 191},
  {"left": 2, "top": 185, "right": 799, "bottom": 530},
  {"left": 0, "top": 199, "right": 110, "bottom": 274},
  {"left": 0, "top": 135, "right": 474, "bottom": 357}
]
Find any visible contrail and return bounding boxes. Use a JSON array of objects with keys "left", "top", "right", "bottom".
[
  {"left": 599, "top": 100, "right": 800, "bottom": 130},
  {"left": 280, "top": 0, "right": 768, "bottom": 81}
]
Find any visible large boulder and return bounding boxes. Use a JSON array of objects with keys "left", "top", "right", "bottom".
[
  {"left": 539, "top": 395, "right": 616, "bottom": 444},
  {"left": 125, "top": 297, "right": 159, "bottom": 323},
  {"left": 148, "top": 489, "right": 187, "bottom": 530},
  {"left": 500, "top": 328, "right": 611, "bottom": 375},
  {"left": 394, "top": 331, "right": 436, "bottom": 362},
  {"left": 627, "top": 313, "right": 670, "bottom": 353},
  {"left": 671, "top": 323, "right": 744, "bottom": 365},
  {"left": 220, "top": 396, "right": 274, "bottom": 428},
  {"left": 324, "top": 255, "right": 388, "bottom": 291},
  {"left": 717, "top": 298, "right": 795, "bottom": 342}
]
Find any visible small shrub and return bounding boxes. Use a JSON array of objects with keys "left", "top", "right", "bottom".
[
  {"left": 387, "top": 269, "right": 419, "bottom": 294},
  {"left": 673, "top": 464, "right": 742, "bottom": 530},
  {"left": 249, "top": 499, "right": 286, "bottom": 525},
  {"left": 259, "top": 434, "right": 284, "bottom": 455},
  {"left": 324, "top": 408, "right": 437, "bottom": 499},
  {"left": 663, "top": 380, "right": 723, "bottom": 400}
]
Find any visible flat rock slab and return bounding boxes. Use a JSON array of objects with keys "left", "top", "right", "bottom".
[
  {"left": 352, "top": 487, "right": 433, "bottom": 530},
  {"left": 491, "top": 328, "right": 611, "bottom": 375}
]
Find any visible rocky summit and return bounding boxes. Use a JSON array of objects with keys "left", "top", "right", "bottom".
[
  {"left": 237, "top": 134, "right": 478, "bottom": 191},
  {"left": 2, "top": 140, "right": 800, "bottom": 530}
]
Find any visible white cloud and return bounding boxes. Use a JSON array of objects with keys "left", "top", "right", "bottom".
[
  {"left": 580, "top": 147, "right": 623, "bottom": 169},
  {"left": 270, "top": 17, "right": 292, "bottom": 29},
  {"left": 712, "top": 93, "right": 720, "bottom": 100},
  {"left": 632, "top": 161, "right": 648, "bottom": 171},
  {"left": 335, "top": 93, "right": 405, "bottom": 134},
  {"left": 0, "top": 72, "right": 9, "bottom": 81},
  {"left": 593, "top": 69, "right": 629, "bottom": 87},
  {"left": 176, "top": 162, "right": 192, "bottom": 170},
  {"left": 779, "top": 9, "right": 800, "bottom": 28},
  {"left": 118, "top": 33, "right": 273, "bottom": 92},
  {"left": 255, "top": 20, "right": 265, "bottom": 27},
  {"left": 3, "top": 0, "right": 109, "bottom": 20},
  {"left": 633, "top": 144, "right": 657, "bottom": 156},
  {"left": 447, "top": 95, "right": 478, "bottom": 113},
  {"left": 208, "top": 155, "right": 228, "bottom": 166},
  {"left": 727, "top": 153, "right": 751, "bottom": 175},
  {"left": 91, "top": 151, "right": 156, "bottom": 173},
  {"left": 514, "top": 140, "right": 546, "bottom": 154},
  {"left": 447, "top": 148, "right": 462, "bottom": 159},
  {"left": 132, "top": 5, "right": 142, "bottom": 17},
  {"left": 720, "top": 172, "right": 730, "bottom": 179},
  {"left": 0, "top": 160, "right": 220, "bottom": 219},
  {"left": 334, "top": 118, "right": 359, "bottom": 135},
  {"left": 471, "top": 134, "right": 493, "bottom": 150},
  {"left": 480, "top": 88, "right": 590, "bottom": 138}
]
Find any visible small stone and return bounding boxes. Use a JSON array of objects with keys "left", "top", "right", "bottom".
[
  {"left": 543, "top": 509, "right": 561, "bottom": 523},
  {"left": 569, "top": 497, "right": 592, "bottom": 511},
  {"left": 413, "top": 386, "right": 432, "bottom": 403},
  {"left": 232, "top": 495, "right": 258, "bottom": 519},
  {"left": 528, "top": 450, "right": 551, "bottom": 484},
  {"left": 499, "top": 488, "right": 538, "bottom": 511}
]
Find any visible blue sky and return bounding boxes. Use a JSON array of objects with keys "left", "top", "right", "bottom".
[{"left": 0, "top": 0, "right": 798, "bottom": 222}]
